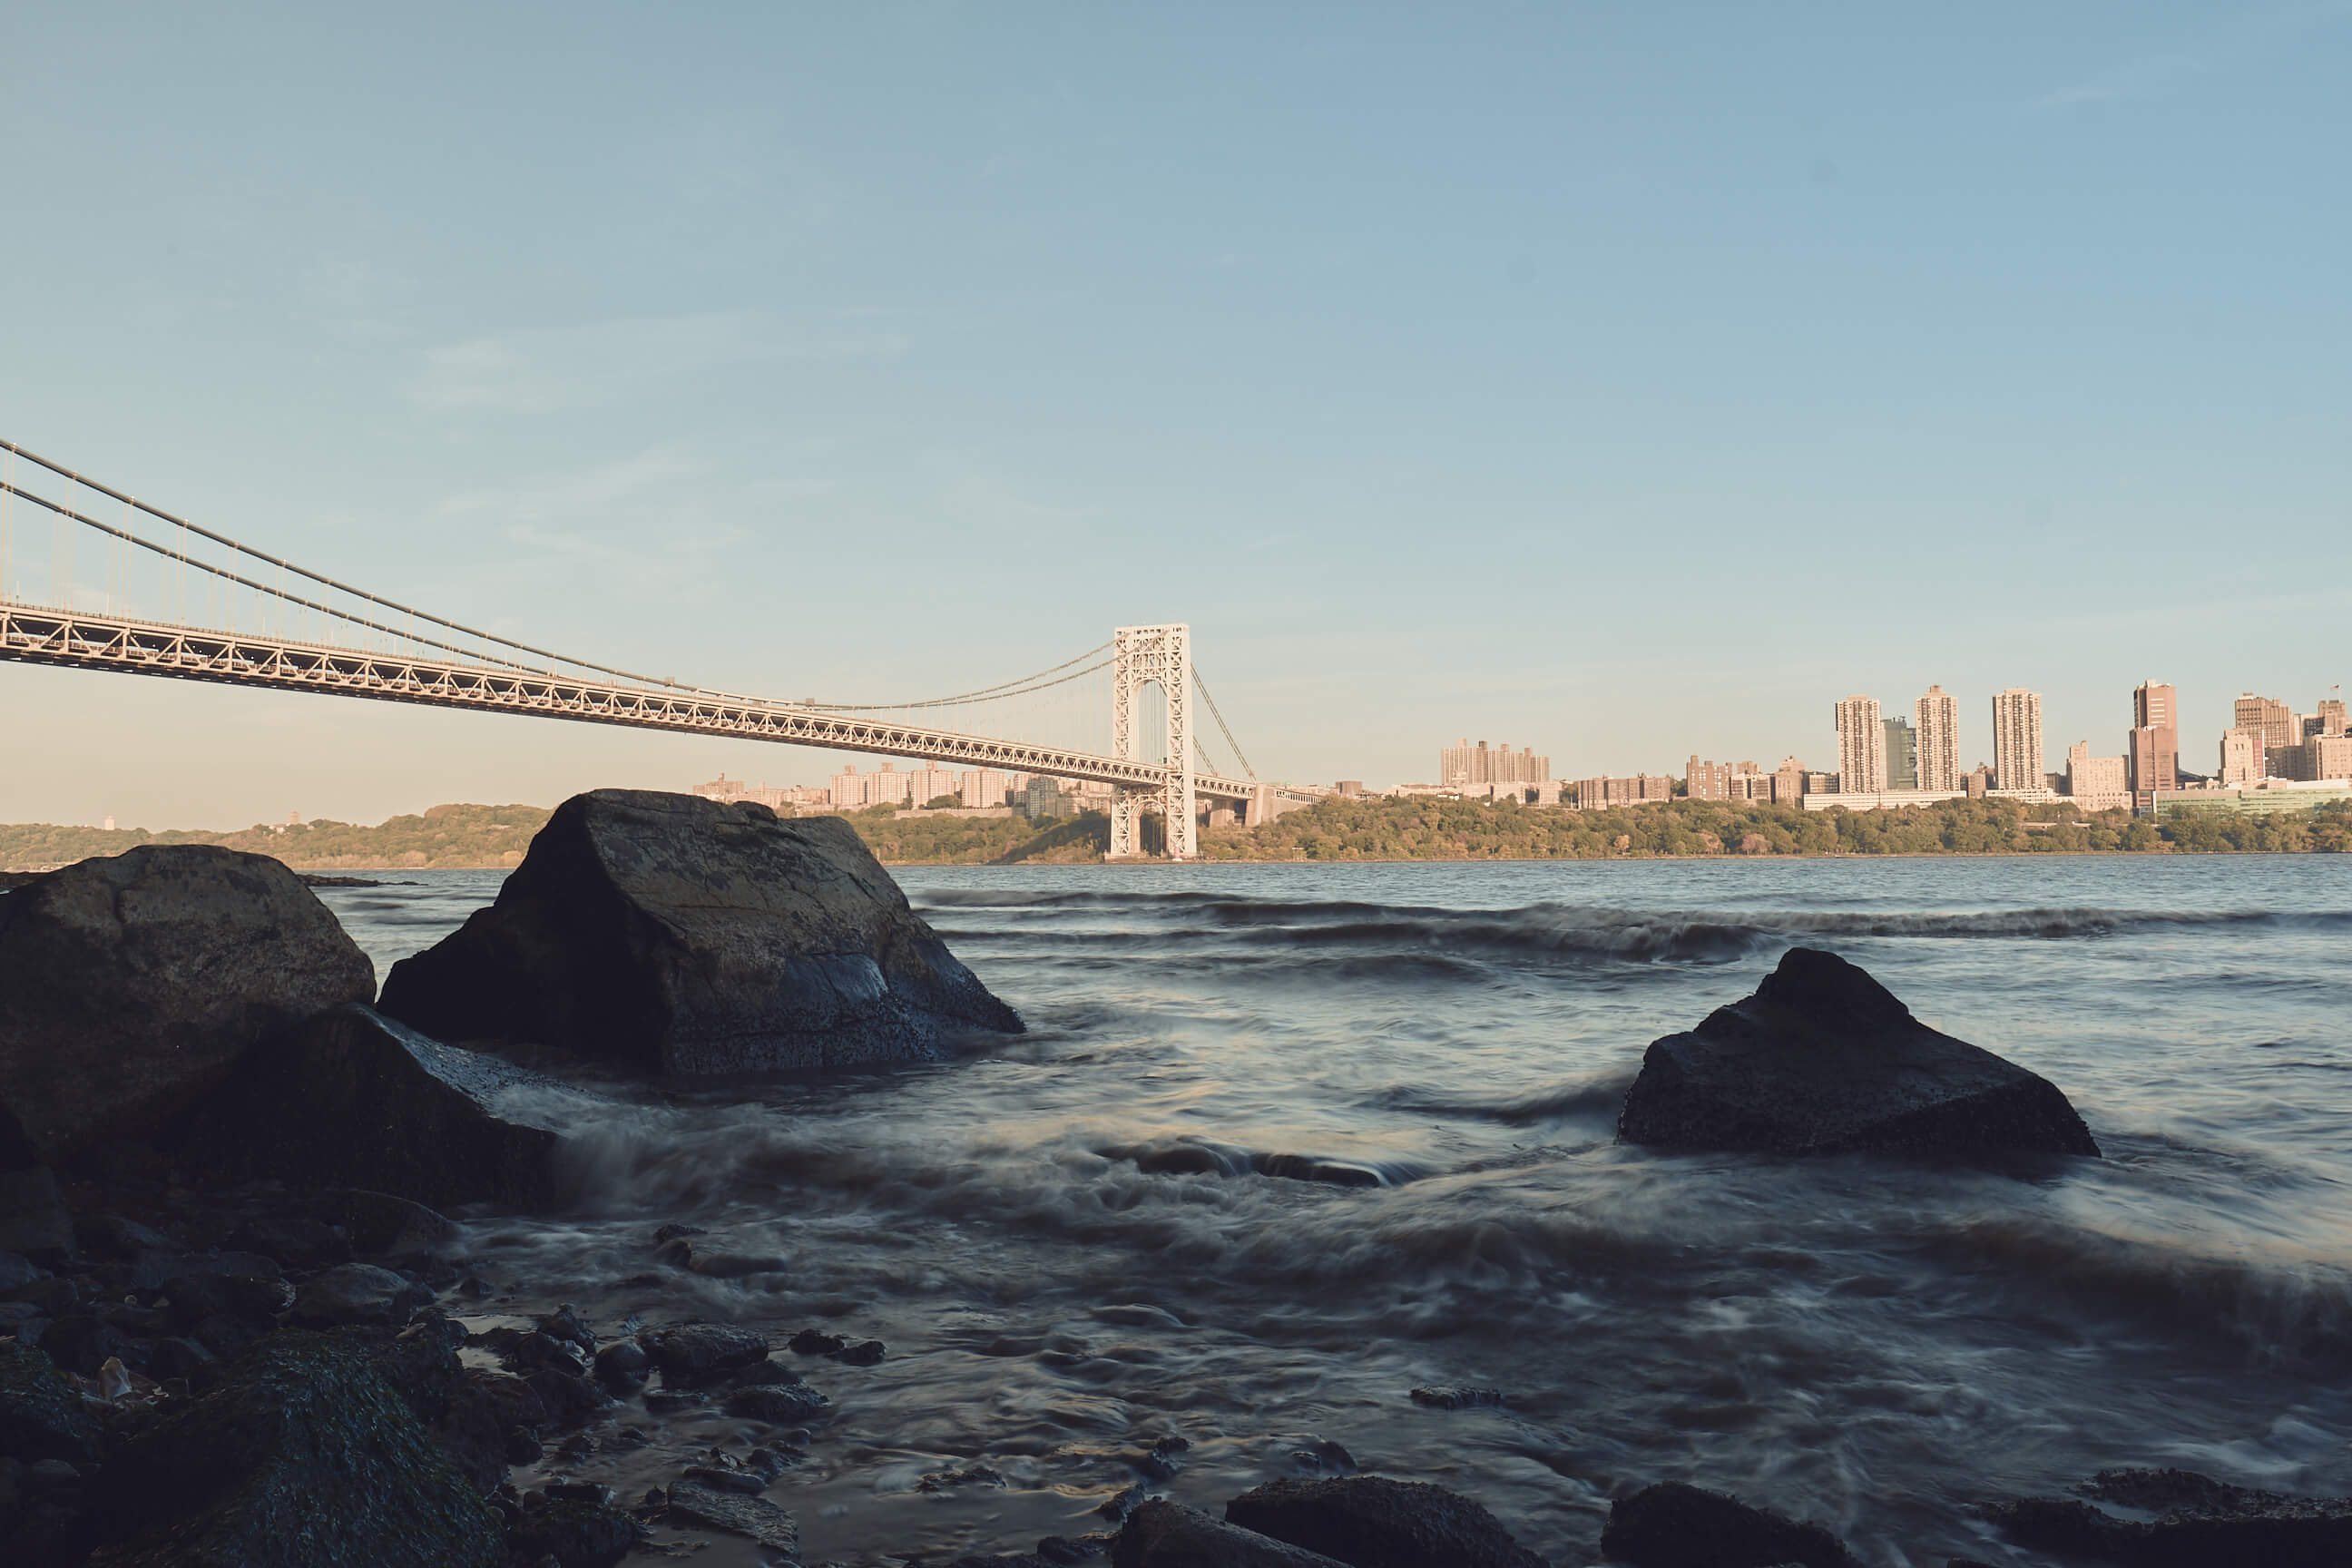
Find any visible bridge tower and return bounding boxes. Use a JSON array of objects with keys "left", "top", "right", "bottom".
[{"left": 1109, "top": 623, "right": 1194, "bottom": 859}]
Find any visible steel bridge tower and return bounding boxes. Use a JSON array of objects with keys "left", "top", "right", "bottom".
[{"left": 1109, "top": 623, "right": 1194, "bottom": 860}]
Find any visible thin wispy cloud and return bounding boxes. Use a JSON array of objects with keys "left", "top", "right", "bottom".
[{"left": 407, "top": 310, "right": 908, "bottom": 412}]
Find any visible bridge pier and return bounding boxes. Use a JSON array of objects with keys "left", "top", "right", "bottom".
[{"left": 1112, "top": 623, "right": 1196, "bottom": 860}]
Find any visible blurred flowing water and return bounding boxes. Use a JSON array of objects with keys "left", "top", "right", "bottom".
[{"left": 315, "top": 857, "right": 2352, "bottom": 1565}]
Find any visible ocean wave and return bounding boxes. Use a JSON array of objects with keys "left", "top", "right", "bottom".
[{"left": 928, "top": 892, "right": 2352, "bottom": 964}]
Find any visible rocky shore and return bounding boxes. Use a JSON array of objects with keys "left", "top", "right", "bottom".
[{"left": 4, "top": 789, "right": 2346, "bottom": 1567}]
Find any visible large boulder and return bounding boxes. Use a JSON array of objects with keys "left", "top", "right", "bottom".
[
  {"left": 88, "top": 1331, "right": 503, "bottom": 1568},
  {"left": 0, "top": 847, "right": 376, "bottom": 1164},
  {"left": 1224, "top": 1476, "right": 1546, "bottom": 1568},
  {"left": 172, "top": 1004, "right": 566, "bottom": 1209},
  {"left": 1617, "top": 948, "right": 2099, "bottom": 1159},
  {"left": 1984, "top": 1467, "right": 2352, "bottom": 1565},
  {"left": 377, "top": 789, "right": 1022, "bottom": 1075},
  {"left": 1600, "top": 1481, "right": 1859, "bottom": 1568}
]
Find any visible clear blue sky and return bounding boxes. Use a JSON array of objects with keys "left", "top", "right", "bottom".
[{"left": 3, "top": 3, "right": 2345, "bottom": 827}]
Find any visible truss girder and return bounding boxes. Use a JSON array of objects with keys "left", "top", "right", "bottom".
[{"left": 0, "top": 605, "right": 1258, "bottom": 801}]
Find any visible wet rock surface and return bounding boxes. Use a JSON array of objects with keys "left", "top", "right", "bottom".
[
  {"left": 1113, "top": 1498, "right": 1350, "bottom": 1568},
  {"left": 87, "top": 1331, "right": 503, "bottom": 1568},
  {"left": 1599, "top": 1479, "right": 1861, "bottom": 1568},
  {"left": 0, "top": 847, "right": 375, "bottom": 1165},
  {"left": 1617, "top": 946, "right": 2101, "bottom": 1159},
  {"left": 665, "top": 1476, "right": 801, "bottom": 1553},
  {"left": 1224, "top": 1475, "right": 1549, "bottom": 1568},
  {"left": 377, "top": 789, "right": 1023, "bottom": 1075},
  {"left": 172, "top": 1004, "right": 566, "bottom": 1209},
  {"left": 1984, "top": 1466, "right": 2352, "bottom": 1566}
]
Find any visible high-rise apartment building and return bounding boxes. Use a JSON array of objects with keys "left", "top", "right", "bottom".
[
  {"left": 2064, "top": 743, "right": 2130, "bottom": 810},
  {"left": 1835, "top": 696, "right": 1886, "bottom": 795},
  {"left": 2217, "top": 729, "right": 2262, "bottom": 786},
  {"left": 1990, "top": 689, "right": 2044, "bottom": 792},
  {"left": 2128, "top": 681, "right": 2179, "bottom": 804},
  {"left": 1440, "top": 740, "right": 1552, "bottom": 787},
  {"left": 2234, "top": 694, "right": 2300, "bottom": 756},
  {"left": 958, "top": 769, "right": 1016, "bottom": 808},
  {"left": 1882, "top": 719, "right": 1918, "bottom": 791},
  {"left": 1915, "top": 686, "right": 1959, "bottom": 792},
  {"left": 1686, "top": 757, "right": 1735, "bottom": 800}
]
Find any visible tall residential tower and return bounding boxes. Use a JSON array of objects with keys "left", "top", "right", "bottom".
[
  {"left": 1835, "top": 695, "right": 1886, "bottom": 793},
  {"left": 1990, "top": 689, "right": 2044, "bottom": 792},
  {"left": 1916, "top": 686, "right": 1959, "bottom": 792}
]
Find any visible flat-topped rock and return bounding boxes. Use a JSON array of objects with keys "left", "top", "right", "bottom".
[
  {"left": 0, "top": 846, "right": 376, "bottom": 1164},
  {"left": 1617, "top": 947, "right": 2098, "bottom": 1159},
  {"left": 377, "top": 789, "right": 1021, "bottom": 1076}
]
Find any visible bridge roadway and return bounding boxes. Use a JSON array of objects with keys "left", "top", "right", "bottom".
[{"left": 0, "top": 601, "right": 1263, "bottom": 804}]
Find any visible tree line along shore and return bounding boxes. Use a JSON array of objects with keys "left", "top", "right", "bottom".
[{"left": 5, "top": 792, "right": 2347, "bottom": 873}]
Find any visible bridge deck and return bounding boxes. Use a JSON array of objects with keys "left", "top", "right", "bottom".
[{"left": 0, "top": 603, "right": 1259, "bottom": 800}]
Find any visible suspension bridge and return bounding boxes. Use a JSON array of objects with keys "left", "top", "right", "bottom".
[{"left": 0, "top": 440, "right": 1295, "bottom": 859}]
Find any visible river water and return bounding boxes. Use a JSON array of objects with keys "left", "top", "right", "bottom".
[{"left": 314, "top": 857, "right": 2352, "bottom": 1566}]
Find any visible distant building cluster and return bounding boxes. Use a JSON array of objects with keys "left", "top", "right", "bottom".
[
  {"left": 691, "top": 765, "right": 1116, "bottom": 819},
  {"left": 1440, "top": 740, "right": 1550, "bottom": 787}
]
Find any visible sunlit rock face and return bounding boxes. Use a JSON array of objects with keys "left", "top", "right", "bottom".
[
  {"left": 377, "top": 789, "right": 1021, "bottom": 1076},
  {"left": 1617, "top": 946, "right": 2100, "bottom": 1160}
]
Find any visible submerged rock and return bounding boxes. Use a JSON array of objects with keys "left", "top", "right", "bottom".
[
  {"left": 0, "top": 846, "right": 375, "bottom": 1165},
  {"left": 173, "top": 1004, "right": 565, "bottom": 1209},
  {"left": 1224, "top": 1475, "right": 1547, "bottom": 1568},
  {"left": 640, "top": 1322, "right": 772, "bottom": 1380},
  {"left": 1599, "top": 1480, "right": 1860, "bottom": 1568},
  {"left": 1616, "top": 947, "right": 2100, "bottom": 1159},
  {"left": 665, "top": 1477, "right": 800, "bottom": 1554},
  {"left": 87, "top": 1331, "right": 502, "bottom": 1567},
  {"left": 377, "top": 789, "right": 1023, "bottom": 1075},
  {"left": 1984, "top": 1466, "right": 2352, "bottom": 1565},
  {"left": 1113, "top": 1499, "right": 1349, "bottom": 1568}
]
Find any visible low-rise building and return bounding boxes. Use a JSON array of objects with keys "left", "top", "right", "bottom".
[
  {"left": 1573, "top": 774, "right": 1674, "bottom": 808},
  {"left": 2063, "top": 743, "right": 2132, "bottom": 811}
]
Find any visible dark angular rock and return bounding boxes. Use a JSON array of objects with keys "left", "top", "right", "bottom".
[
  {"left": 225, "top": 1216, "right": 351, "bottom": 1270},
  {"left": 376, "top": 789, "right": 1024, "bottom": 1075},
  {"left": 593, "top": 1338, "right": 648, "bottom": 1384},
  {"left": 0, "top": 1168, "right": 74, "bottom": 1259},
  {"left": 0, "top": 1340, "right": 103, "bottom": 1465},
  {"left": 534, "top": 1303, "right": 595, "bottom": 1354},
  {"left": 163, "top": 1270, "right": 292, "bottom": 1330},
  {"left": 789, "top": 1327, "right": 846, "bottom": 1356},
  {"left": 1984, "top": 1466, "right": 2352, "bottom": 1566},
  {"left": 652, "top": 1221, "right": 707, "bottom": 1244},
  {"left": 74, "top": 1214, "right": 172, "bottom": 1259},
  {"left": 289, "top": 1262, "right": 433, "bottom": 1327},
  {"left": 1617, "top": 947, "right": 2101, "bottom": 1159},
  {"left": 86, "top": 1330, "right": 502, "bottom": 1567},
  {"left": 1225, "top": 1475, "right": 1546, "bottom": 1568},
  {"left": 0, "top": 1251, "right": 41, "bottom": 1292},
  {"left": 1114, "top": 1499, "right": 1350, "bottom": 1568},
  {"left": 681, "top": 1462, "right": 769, "bottom": 1494},
  {"left": 666, "top": 1477, "right": 800, "bottom": 1554},
  {"left": 147, "top": 1337, "right": 214, "bottom": 1382},
  {"left": 521, "top": 1365, "right": 610, "bottom": 1426},
  {"left": 172, "top": 1004, "right": 566, "bottom": 1210},
  {"left": 506, "top": 1493, "right": 638, "bottom": 1568},
  {"left": 32, "top": 1314, "right": 126, "bottom": 1377},
  {"left": 1599, "top": 1480, "right": 1859, "bottom": 1568},
  {"left": 839, "top": 1338, "right": 887, "bottom": 1366},
  {"left": 723, "top": 1381, "right": 830, "bottom": 1423},
  {"left": 641, "top": 1322, "right": 771, "bottom": 1379},
  {"left": 0, "top": 846, "right": 376, "bottom": 1165},
  {"left": 318, "top": 1189, "right": 460, "bottom": 1258}
]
